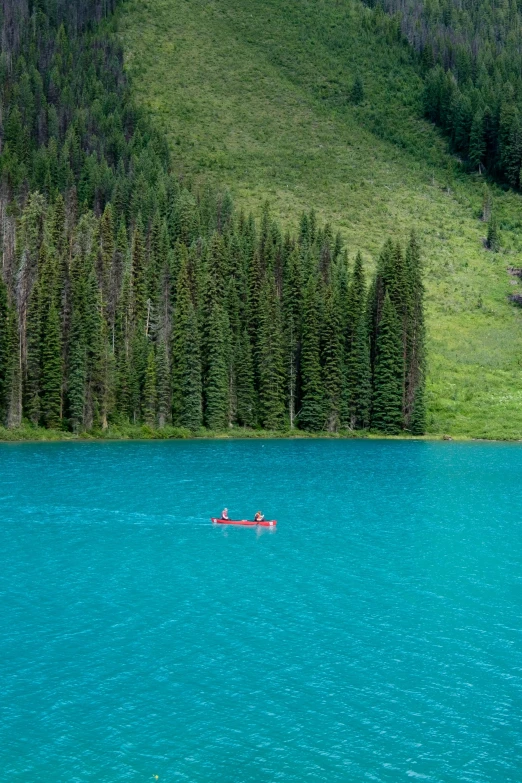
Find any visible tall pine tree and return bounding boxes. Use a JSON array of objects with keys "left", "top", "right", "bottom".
[
  {"left": 257, "top": 275, "right": 286, "bottom": 429},
  {"left": 171, "top": 251, "right": 203, "bottom": 430},
  {"left": 299, "top": 275, "right": 324, "bottom": 431},
  {"left": 371, "top": 294, "right": 404, "bottom": 434},
  {"left": 143, "top": 345, "right": 157, "bottom": 426},
  {"left": 0, "top": 277, "right": 11, "bottom": 424}
]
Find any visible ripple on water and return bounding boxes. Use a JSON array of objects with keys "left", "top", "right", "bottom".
[{"left": 1, "top": 439, "right": 522, "bottom": 782}]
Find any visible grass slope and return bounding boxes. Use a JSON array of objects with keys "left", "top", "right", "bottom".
[{"left": 120, "top": 0, "right": 522, "bottom": 438}]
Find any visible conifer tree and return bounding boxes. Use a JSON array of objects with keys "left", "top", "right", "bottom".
[
  {"left": 156, "top": 339, "right": 171, "bottom": 429},
  {"left": 40, "top": 301, "right": 62, "bottom": 429},
  {"left": 346, "top": 252, "right": 366, "bottom": 348},
  {"left": 152, "top": 219, "right": 170, "bottom": 304},
  {"left": 346, "top": 314, "right": 372, "bottom": 429},
  {"left": 0, "top": 277, "right": 11, "bottom": 424},
  {"left": 50, "top": 194, "right": 67, "bottom": 283},
  {"left": 235, "top": 329, "right": 257, "bottom": 427},
  {"left": 351, "top": 75, "right": 364, "bottom": 104},
  {"left": 283, "top": 247, "right": 302, "bottom": 428},
  {"left": 322, "top": 286, "right": 343, "bottom": 432},
  {"left": 82, "top": 240, "right": 108, "bottom": 429},
  {"left": 257, "top": 275, "right": 286, "bottom": 429},
  {"left": 206, "top": 232, "right": 227, "bottom": 306},
  {"left": 131, "top": 217, "right": 147, "bottom": 323},
  {"left": 371, "top": 294, "right": 404, "bottom": 434},
  {"left": 143, "top": 345, "right": 157, "bottom": 426},
  {"left": 114, "top": 267, "right": 133, "bottom": 421},
  {"left": 205, "top": 304, "right": 230, "bottom": 430},
  {"left": 487, "top": 214, "right": 500, "bottom": 251},
  {"left": 24, "top": 280, "right": 42, "bottom": 425},
  {"left": 181, "top": 303, "right": 203, "bottom": 430},
  {"left": 344, "top": 251, "right": 371, "bottom": 428},
  {"left": 172, "top": 189, "right": 199, "bottom": 245},
  {"left": 68, "top": 306, "right": 87, "bottom": 432},
  {"left": 171, "top": 252, "right": 202, "bottom": 430},
  {"left": 469, "top": 111, "right": 486, "bottom": 171},
  {"left": 90, "top": 293, "right": 113, "bottom": 430},
  {"left": 100, "top": 203, "right": 114, "bottom": 302},
  {"left": 5, "top": 308, "right": 21, "bottom": 429},
  {"left": 129, "top": 330, "right": 148, "bottom": 424},
  {"left": 299, "top": 276, "right": 324, "bottom": 431},
  {"left": 401, "top": 232, "right": 426, "bottom": 432},
  {"left": 410, "top": 384, "right": 427, "bottom": 435}
]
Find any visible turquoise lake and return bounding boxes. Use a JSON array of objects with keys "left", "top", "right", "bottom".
[{"left": 1, "top": 439, "right": 522, "bottom": 782}]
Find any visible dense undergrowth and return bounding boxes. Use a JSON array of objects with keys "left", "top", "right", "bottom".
[{"left": 120, "top": 0, "right": 522, "bottom": 439}]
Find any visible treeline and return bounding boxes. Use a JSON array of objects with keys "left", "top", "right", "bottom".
[
  {"left": 0, "top": 2, "right": 426, "bottom": 435},
  {"left": 0, "top": 195, "right": 426, "bottom": 433},
  {"left": 366, "top": 0, "right": 522, "bottom": 189}
]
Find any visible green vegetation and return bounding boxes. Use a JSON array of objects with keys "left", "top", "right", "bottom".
[
  {"left": 0, "top": 0, "right": 425, "bottom": 439},
  {"left": 373, "top": 0, "right": 522, "bottom": 188},
  {"left": 3, "top": 0, "right": 522, "bottom": 440},
  {"left": 120, "top": 0, "right": 522, "bottom": 439},
  {"left": 4, "top": 186, "right": 423, "bottom": 435}
]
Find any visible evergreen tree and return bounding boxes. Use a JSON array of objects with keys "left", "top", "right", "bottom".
[
  {"left": 90, "top": 293, "right": 113, "bottom": 430},
  {"left": 114, "top": 267, "right": 133, "bottom": 421},
  {"left": 131, "top": 217, "right": 147, "bottom": 324},
  {"left": 404, "top": 231, "right": 426, "bottom": 431},
  {"left": 283, "top": 247, "right": 302, "bottom": 428},
  {"left": 156, "top": 339, "right": 171, "bottom": 429},
  {"left": 346, "top": 314, "right": 372, "bottom": 430},
  {"left": 99, "top": 203, "right": 114, "bottom": 301},
  {"left": 24, "top": 280, "right": 42, "bottom": 425},
  {"left": 5, "top": 308, "right": 22, "bottom": 429},
  {"left": 351, "top": 75, "right": 364, "bottom": 104},
  {"left": 371, "top": 294, "right": 404, "bottom": 434},
  {"left": 181, "top": 303, "right": 203, "bottom": 430},
  {"left": 257, "top": 275, "right": 286, "bottom": 429},
  {"left": 0, "top": 277, "right": 11, "bottom": 424},
  {"left": 410, "top": 383, "right": 427, "bottom": 435},
  {"left": 469, "top": 111, "right": 486, "bottom": 171},
  {"left": 40, "top": 301, "right": 62, "bottom": 429},
  {"left": 487, "top": 214, "right": 500, "bottom": 251},
  {"left": 204, "top": 304, "right": 230, "bottom": 430},
  {"left": 235, "top": 329, "right": 257, "bottom": 427},
  {"left": 171, "top": 252, "right": 203, "bottom": 430},
  {"left": 68, "top": 306, "right": 87, "bottom": 432},
  {"left": 143, "top": 345, "right": 157, "bottom": 426},
  {"left": 50, "top": 194, "right": 67, "bottom": 279},
  {"left": 129, "top": 330, "right": 148, "bottom": 424},
  {"left": 346, "top": 251, "right": 366, "bottom": 348},
  {"left": 345, "top": 251, "right": 371, "bottom": 428},
  {"left": 299, "top": 276, "right": 324, "bottom": 431},
  {"left": 322, "top": 285, "right": 343, "bottom": 432}
]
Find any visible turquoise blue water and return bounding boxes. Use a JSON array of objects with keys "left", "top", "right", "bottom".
[{"left": 1, "top": 440, "right": 522, "bottom": 782}]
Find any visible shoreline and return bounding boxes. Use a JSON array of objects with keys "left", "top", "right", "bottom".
[{"left": 0, "top": 426, "right": 518, "bottom": 444}]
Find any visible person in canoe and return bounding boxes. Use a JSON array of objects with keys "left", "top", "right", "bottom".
[
  {"left": 254, "top": 510, "right": 265, "bottom": 523},
  {"left": 221, "top": 508, "right": 229, "bottom": 520}
]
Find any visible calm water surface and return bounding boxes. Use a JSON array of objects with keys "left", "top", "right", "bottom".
[{"left": 1, "top": 440, "right": 522, "bottom": 782}]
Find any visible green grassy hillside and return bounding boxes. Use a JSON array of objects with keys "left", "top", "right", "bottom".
[{"left": 120, "top": 0, "right": 522, "bottom": 438}]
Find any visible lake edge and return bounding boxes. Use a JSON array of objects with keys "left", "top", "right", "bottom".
[{"left": 0, "top": 425, "right": 506, "bottom": 444}]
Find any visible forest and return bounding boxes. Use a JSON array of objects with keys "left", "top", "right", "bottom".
[
  {"left": 0, "top": 0, "right": 425, "bottom": 436},
  {"left": 367, "top": 0, "right": 522, "bottom": 190}
]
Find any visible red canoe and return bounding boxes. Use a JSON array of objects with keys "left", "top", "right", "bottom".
[{"left": 211, "top": 517, "right": 277, "bottom": 528}]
